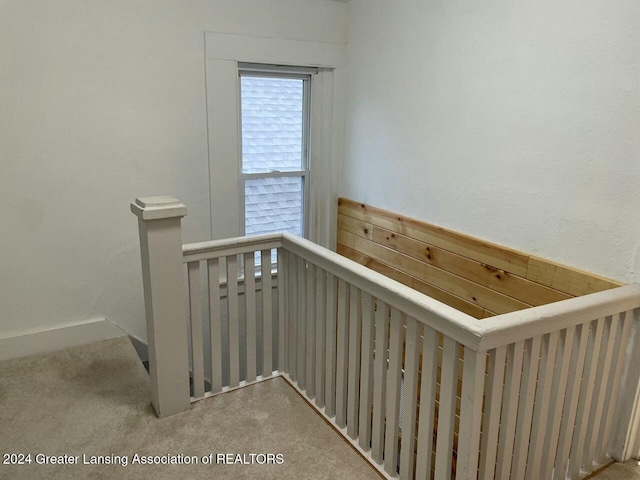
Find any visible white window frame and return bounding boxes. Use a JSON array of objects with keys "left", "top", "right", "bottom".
[
  {"left": 204, "top": 31, "right": 345, "bottom": 248},
  {"left": 238, "top": 64, "right": 314, "bottom": 239}
]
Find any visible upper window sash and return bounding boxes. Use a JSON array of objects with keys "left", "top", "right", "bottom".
[{"left": 238, "top": 70, "right": 311, "bottom": 175}]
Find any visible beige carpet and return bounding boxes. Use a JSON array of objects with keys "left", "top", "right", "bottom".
[{"left": 0, "top": 337, "right": 381, "bottom": 480}]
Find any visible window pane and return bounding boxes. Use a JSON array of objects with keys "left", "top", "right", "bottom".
[
  {"left": 241, "top": 76, "right": 304, "bottom": 173},
  {"left": 245, "top": 176, "right": 303, "bottom": 237}
]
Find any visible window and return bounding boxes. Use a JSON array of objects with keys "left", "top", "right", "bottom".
[{"left": 239, "top": 64, "right": 313, "bottom": 240}]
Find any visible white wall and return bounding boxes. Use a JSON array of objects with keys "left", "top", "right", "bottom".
[
  {"left": 342, "top": 0, "right": 640, "bottom": 283},
  {"left": 0, "top": 0, "right": 347, "bottom": 342}
]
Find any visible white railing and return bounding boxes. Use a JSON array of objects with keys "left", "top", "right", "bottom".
[
  {"left": 132, "top": 196, "right": 640, "bottom": 480},
  {"left": 183, "top": 235, "right": 282, "bottom": 398}
]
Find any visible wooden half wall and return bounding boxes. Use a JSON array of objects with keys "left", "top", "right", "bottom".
[{"left": 337, "top": 198, "right": 622, "bottom": 319}]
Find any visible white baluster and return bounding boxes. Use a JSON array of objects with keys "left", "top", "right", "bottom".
[
  {"left": 208, "top": 258, "right": 222, "bottom": 393},
  {"left": 244, "top": 252, "right": 257, "bottom": 382},
  {"left": 261, "top": 249, "right": 273, "bottom": 377}
]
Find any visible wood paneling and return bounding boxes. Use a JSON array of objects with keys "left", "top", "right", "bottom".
[
  {"left": 337, "top": 244, "right": 486, "bottom": 318},
  {"left": 370, "top": 225, "right": 571, "bottom": 306},
  {"left": 337, "top": 198, "right": 622, "bottom": 318},
  {"left": 339, "top": 198, "right": 530, "bottom": 276},
  {"left": 338, "top": 230, "right": 529, "bottom": 315},
  {"left": 526, "top": 256, "right": 622, "bottom": 297}
]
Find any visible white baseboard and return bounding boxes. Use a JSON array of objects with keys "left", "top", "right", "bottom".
[{"left": 0, "top": 318, "right": 126, "bottom": 361}]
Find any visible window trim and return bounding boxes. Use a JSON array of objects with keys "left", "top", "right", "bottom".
[
  {"left": 238, "top": 62, "right": 318, "bottom": 76},
  {"left": 238, "top": 66, "right": 312, "bottom": 239}
]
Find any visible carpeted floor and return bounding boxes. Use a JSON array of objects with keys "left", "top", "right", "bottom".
[{"left": 0, "top": 337, "right": 381, "bottom": 480}]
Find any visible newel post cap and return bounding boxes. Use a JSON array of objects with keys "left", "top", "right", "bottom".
[{"left": 130, "top": 196, "right": 188, "bottom": 221}]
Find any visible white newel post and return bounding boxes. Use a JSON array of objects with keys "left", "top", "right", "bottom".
[
  {"left": 611, "top": 307, "right": 640, "bottom": 461},
  {"left": 131, "top": 196, "right": 191, "bottom": 418}
]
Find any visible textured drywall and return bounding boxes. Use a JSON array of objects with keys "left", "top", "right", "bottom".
[
  {"left": 0, "top": 0, "right": 347, "bottom": 341},
  {"left": 342, "top": 0, "right": 640, "bottom": 283}
]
